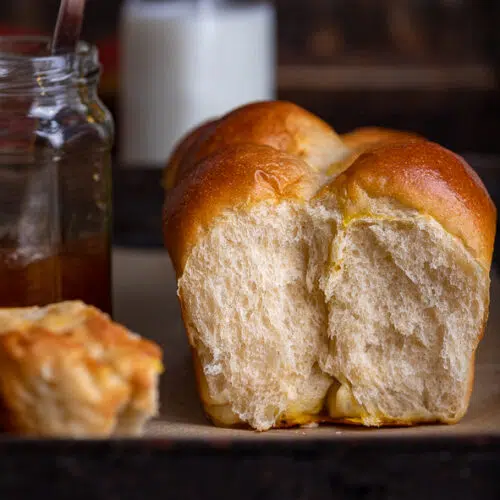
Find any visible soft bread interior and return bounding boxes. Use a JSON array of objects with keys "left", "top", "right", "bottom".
[
  {"left": 179, "top": 199, "right": 490, "bottom": 430},
  {"left": 0, "top": 302, "right": 162, "bottom": 437},
  {"left": 179, "top": 203, "right": 334, "bottom": 430},
  {"left": 319, "top": 200, "right": 488, "bottom": 425}
]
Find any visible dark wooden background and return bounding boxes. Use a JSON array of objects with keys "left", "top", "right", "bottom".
[
  {"left": 1, "top": 0, "right": 499, "bottom": 154},
  {"left": 3, "top": 0, "right": 498, "bottom": 250}
]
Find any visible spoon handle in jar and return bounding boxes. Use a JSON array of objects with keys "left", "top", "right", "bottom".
[{"left": 51, "top": 0, "right": 86, "bottom": 54}]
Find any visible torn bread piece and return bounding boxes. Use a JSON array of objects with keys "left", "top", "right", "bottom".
[{"left": 0, "top": 301, "right": 162, "bottom": 437}]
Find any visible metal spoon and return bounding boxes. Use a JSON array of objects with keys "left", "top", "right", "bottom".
[{"left": 50, "top": 0, "right": 86, "bottom": 54}]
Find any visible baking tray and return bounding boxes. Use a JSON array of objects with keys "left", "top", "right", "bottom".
[{"left": 0, "top": 248, "right": 498, "bottom": 500}]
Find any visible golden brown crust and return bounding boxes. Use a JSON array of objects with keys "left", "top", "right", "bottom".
[
  {"left": 164, "top": 143, "right": 318, "bottom": 273},
  {"left": 0, "top": 301, "right": 163, "bottom": 436},
  {"left": 334, "top": 127, "right": 426, "bottom": 174},
  {"left": 341, "top": 126, "right": 424, "bottom": 151},
  {"left": 165, "top": 101, "right": 349, "bottom": 189},
  {"left": 163, "top": 118, "right": 220, "bottom": 190},
  {"left": 326, "top": 141, "right": 496, "bottom": 269}
]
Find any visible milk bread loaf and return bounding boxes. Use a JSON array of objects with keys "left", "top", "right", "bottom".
[{"left": 163, "top": 101, "right": 496, "bottom": 431}]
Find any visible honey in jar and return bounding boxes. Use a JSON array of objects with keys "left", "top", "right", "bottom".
[{"left": 0, "top": 37, "right": 113, "bottom": 315}]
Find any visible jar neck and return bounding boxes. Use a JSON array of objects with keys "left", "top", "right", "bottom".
[
  {"left": 80, "top": 70, "right": 101, "bottom": 100},
  {"left": 0, "top": 57, "right": 75, "bottom": 98},
  {"left": 76, "top": 39, "right": 101, "bottom": 97},
  {"left": 0, "top": 37, "right": 101, "bottom": 99}
]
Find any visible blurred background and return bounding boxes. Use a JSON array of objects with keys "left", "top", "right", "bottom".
[{"left": 1, "top": 0, "right": 499, "bottom": 247}]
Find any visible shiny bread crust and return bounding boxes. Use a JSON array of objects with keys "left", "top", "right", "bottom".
[
  {"left": 162, "top": 118, "right": 219, "bottom": 190},
  {"left": 0, "top": 301, "right": 163, "bottom": 437},
  {"left": 164, "top": 100, "right": 350, "bottom": 190},
  {"left": 338, "top": 126, "right": 426, "bottom": 169},
  {"left": 327, "top": 141, "right": 496, "bottom": 269},
  {"left": 341, "top": 126, "right": 424, "bottom": 151},
  {"left": 164, "top": 143, "right": 319, "bottom": 274}
]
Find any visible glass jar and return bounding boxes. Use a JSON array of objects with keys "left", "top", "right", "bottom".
[{"left": 0, "top": 37, "right": 113, "bottom": 314}]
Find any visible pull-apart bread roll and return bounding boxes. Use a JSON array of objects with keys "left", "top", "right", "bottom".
[
  {"left": 163, "top": 101, "right": 496, "bottom": 431},
  {"left": 340, "top": 126, "right": 425, "bottom": 165},
  {"left": 163, "top": 100, "right": 351, "bottom": 190},
  {"left": 0, "top": 301, "right": 162, "bottom": 437},
  {"left": 341, "top": 126, "right": 424, "bottom": 150}
]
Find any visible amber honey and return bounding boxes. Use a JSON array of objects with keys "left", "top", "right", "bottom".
[
  {"left": 0, "top": 38, "right": 114, "bottom": 316},
  {"left": 0, "top": 234, "right": 112, "bottom": 315}
]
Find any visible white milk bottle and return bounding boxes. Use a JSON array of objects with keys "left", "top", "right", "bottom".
[{"left": 119, "top": 0, "right": 276, "bottom": 168}]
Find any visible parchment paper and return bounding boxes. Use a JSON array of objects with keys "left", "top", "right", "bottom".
[{"left": 112, "top": 248, "right": 500, "bottom": 440}]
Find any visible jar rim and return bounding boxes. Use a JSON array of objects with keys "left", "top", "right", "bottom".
[
  {"left": 0, "top": 35, "right": 100, "bottom": 78},
  {"left": 0, "top": 36, "right": 100, "bottom": 92}
]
